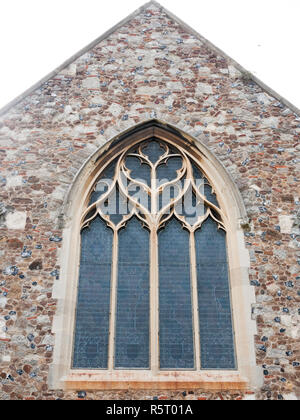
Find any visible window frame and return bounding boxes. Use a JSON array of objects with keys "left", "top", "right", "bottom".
[{"left": 49, "top": 122, "right": 261, "bottom": 391}]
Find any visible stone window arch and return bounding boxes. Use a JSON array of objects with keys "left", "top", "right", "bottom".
[{"left": 50, "top": 121, "right": 261, "bottom": 391}]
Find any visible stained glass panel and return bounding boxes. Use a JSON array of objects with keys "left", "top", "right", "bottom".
[
  {"left": 73, "top": 216, "right": 113, "bottom": 368},
  {"left": 142, "top": 140, "right": 165, "bottom": 163},
  {"left": 204, "top": 182, "right": 219, "bottom": 207},
  {"left": 115, "top": 217, "right": 150, "bottom": 369},
  {"left": 89, "top": 159, "right": 117, "bottom": 205},
  {"left": 195, "top": 218, "right": 236, "bottom": 369},
  {"left": 159, "top": 218, "right": 194, "bottom": 369},
  {"left": 125, "top": 156, "right": 151, "bottom": 187},
  {"left": 157, "top": 156, "right": 183, "bottom": 186}
]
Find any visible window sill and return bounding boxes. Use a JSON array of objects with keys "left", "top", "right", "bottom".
[{"left": 62, "top": 370, "right": 248, "bottom": 391}]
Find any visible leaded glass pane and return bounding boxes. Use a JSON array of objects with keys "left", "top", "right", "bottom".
[
  {"left": 157, "top": 156, "right": 183, "bottom": 186},
  {"left": 192, "top": 162, "right": 204, "bottom": 181},
  {"left": 204, "top": 182, "right": 219, "bottom": 207},
  {"left": 127, "top": 183, "right": 151, "bottom": 213},
  {"left": 159, "top": 218, "right": 194, "bottom": 369},
  {"left": 142, "top": 140, "right": 165, "bottom": 163},
  {"left": 89, "top": 159, "right": 117, "bottom": 205},
  {"left": 192, "top": 162, "right": 220, "bottom": 208},
  {"left": 99, "top": 185, "right": 129, "bottom": 226},
  {"left": 195, "top": 218, "right": 236, "bottom": 369},
  {"left": 177, "top": 192, "right": 207, "bottom": 224},
  {"left": 159, "top": 183, "right": 182, "bottom": 212},
  {"left": 125, "top": 156, "right": 151, "bottom": 187},
  {"left": 73, "top": 216, "right": 113, "bottom": 368},
  {"left": 115, "top": 217, "right": 150, "bottom": 368}
]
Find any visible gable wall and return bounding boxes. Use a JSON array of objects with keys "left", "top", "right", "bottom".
[{"left": 0, "top": 3, "right": 299, "bottom": 400}]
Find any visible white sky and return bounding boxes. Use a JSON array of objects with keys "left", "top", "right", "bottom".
[{"left": 1, "top": 0, "right": 299, "bottom": 110}]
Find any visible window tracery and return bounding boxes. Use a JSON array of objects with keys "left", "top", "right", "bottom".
[{"left": 73, "top": 138, "right": 236, "bottom": 372}]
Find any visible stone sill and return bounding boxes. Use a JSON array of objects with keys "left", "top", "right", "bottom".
[{"left": 63, "top": 370, "right": 248, "bottom": 391}]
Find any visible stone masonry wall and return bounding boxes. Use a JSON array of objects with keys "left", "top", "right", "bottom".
[{"left": 0, "top": 3, "right": 299, "bottom": 400}]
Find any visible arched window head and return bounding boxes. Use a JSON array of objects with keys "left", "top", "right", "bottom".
[{"left": 50, "top": 121, "right": 260, "bottom": 391}]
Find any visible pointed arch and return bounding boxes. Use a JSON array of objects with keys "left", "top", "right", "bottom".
[{"left": 49, "top": 120, "right": 261, "bottom": 391}]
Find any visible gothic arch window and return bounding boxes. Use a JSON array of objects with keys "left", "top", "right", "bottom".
[
  {"left": 50, "top": 122, "right": 259, "bottom": 390},
  {"left": 73, "top": 138, "right": 236, "bottom": 373}
]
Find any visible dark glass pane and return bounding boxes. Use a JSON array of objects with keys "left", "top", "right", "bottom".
[
  {"left": 72, "top": 216, "right": 113, "bottom": 369},
  {"left": 99, "top": 185, "right": 129, "bottom": 227},
  {"left": 175, "top": 192, "right": 207, "bottom": 227},
  {"left": 159, "top": 183, "right": 181, "bottom": 212},
  {"left": 115, "top": 217, "right": 150, "bottom": 368},
  {"left": 192, "top": 162, "right": 220, "bottom": 207},
  {"left": 127, "top": 183, "right": 151, "bottom": 213},
  {"left": 195, "top": 218, "right": 236, "bottom": 369},
  {"left": 89, "top": 159, "right": 117, "bottom": 205},
  {"left": 204, "top": 182, "right": 220, "bottom": 207},
  {"left": 142, "top": 140, "right": 165, "bottom": 164},
  {"left": 125, "top": 156, "right": 151, "bottom": 187},
  {"left": 157, "top": 156, "right": 183, "bottom": 185},
  {"left": 159, "top": 218, "right": 194, "bottom": 369},
  {"left": 192, "top": 162, "right": 204, "bottom": 181},
  {"left": 89, "top": 184, "right": 108, "bottom": 206}
]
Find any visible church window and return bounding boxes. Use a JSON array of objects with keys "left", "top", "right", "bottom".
[{"left": 72, "top": 138, "right": 236, "bottom": 372}]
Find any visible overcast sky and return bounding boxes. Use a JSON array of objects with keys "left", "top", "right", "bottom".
[{"left": 1, "top": 0, "right": 299, "bottom": 111}]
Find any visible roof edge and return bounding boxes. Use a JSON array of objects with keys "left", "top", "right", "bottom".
[
  {"left": 0, "top": 0, "right": 299, "bottom": 117},
  {"left": 157, "top": 1, "right": 300, "bottom": 117},
  {"left": 0, "top": 1, "right": 155, "bottom": 117}
]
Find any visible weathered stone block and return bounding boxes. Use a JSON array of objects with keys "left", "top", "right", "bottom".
[
  {"left": 6, "top": 211, "right": 27, "bottom": 230},
  {"left": 195, "top": 82, "right": 213, "bottom": 95},
  {"left": 82, "top": 77, "right": 100, "bottom": 89}
]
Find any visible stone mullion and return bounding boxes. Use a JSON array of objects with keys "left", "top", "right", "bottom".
[
  {"left": 108, "top": 228, "right": 119, "bottom": 371},
  {"left": 150, "top": 156, "right": 159, "bottom": 373},
  {"left": 190, "top": 230, "right": 201, "bottom": 371}
]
